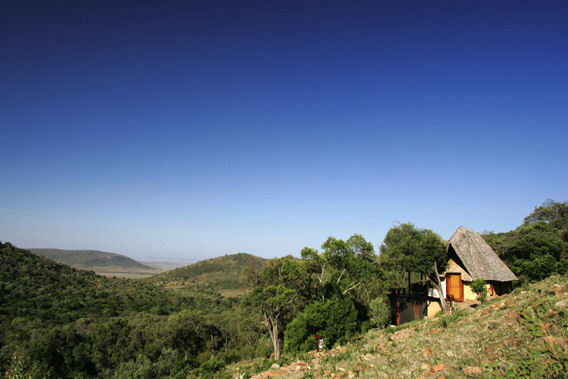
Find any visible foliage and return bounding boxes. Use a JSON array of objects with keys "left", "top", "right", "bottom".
[
  {"left": 0, "top": 242, "right": 252, "bottom": 377},
  {"left": 244, "top": 234, "right": 385, "bottom": 359},
  {"left": 484, "top": 201, "right": 568, "bottom": 281},
  {"left": 283, "top": 297, "right": 358, "bottom": 354},
  {"left": 524, "top": 199, "right": 568, "bottom": 232},
  {"left": 470, "top": 278, "right": 488, "bottom": 302},
  {"left": 379, "top": 223, "right": 447, "bottom": 275},
  {"left": 369, "top": 296, "right": 391, "bottom": 328}
]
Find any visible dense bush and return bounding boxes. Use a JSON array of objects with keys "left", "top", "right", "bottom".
[
  {"left": 284, "top": 297, "right": 358, "bottom": 354},
  {"left": 369, "top": 296, "right": 391, "bottom": 328}
]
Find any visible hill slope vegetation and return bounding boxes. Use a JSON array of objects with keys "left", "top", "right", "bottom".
[
  {"left": 0, "top": 242, "right": 252, "bottom": 377},
  {"left": 150, "top": 252, "right": 268, "bottom": 297},
  {"left": 29, "top": 248, "right": 159, "bottom": 277}
]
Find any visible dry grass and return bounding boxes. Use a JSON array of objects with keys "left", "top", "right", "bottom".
[{"left": 228, "top": 274, "right": 568, "bottom": 378}]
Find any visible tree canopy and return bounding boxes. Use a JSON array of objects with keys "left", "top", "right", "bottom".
[{"left": 379, "top": 223, "right": 447, "bottom": 275}]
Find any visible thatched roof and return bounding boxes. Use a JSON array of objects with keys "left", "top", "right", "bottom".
[{"left": 448, "top": 226, "right": 518, "bottom": 282}]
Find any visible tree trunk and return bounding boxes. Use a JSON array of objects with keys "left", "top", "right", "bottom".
[
  {"left": 428, "top": 262, "right": 446, "bottom": 313},
  {"left": 271, "top": 322, "right": 280, "bottom": 359},
  {"left": 263, "top": 313, "right": 280, "bottom": 359}
]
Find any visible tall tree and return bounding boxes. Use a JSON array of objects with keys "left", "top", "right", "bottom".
[
  {"left": 379, "top": 223, "right": 448, "bottom": 312},
  {"left": 243, "top": 285, "right": 298, "bottom": 359}
]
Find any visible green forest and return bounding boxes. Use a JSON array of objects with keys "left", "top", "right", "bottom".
[{"left": 1, "top": 200, "right": 567, "bottom": 378}]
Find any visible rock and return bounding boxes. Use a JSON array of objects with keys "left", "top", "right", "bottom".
[
  {"left": 464, "top": 366, "right": 482, "bottom": 376},
  {"left": 491, "top": 302, "right": 506, "bottom": 309},
  {"left": 271, "top": 363, "right": 280, "bottom": 369},
  {"left": 555, "top": 299, "right": 568, "bottom": 309},
  {"left": 421, "top": 364, "right": 431, "bottom": 370},
  {"left": 393, "top": 328, "right": 412, "bottom": 340},
  {"left": 429, "top": 328, "right": 437, "bottom": 334},
  {"left": 423, "top": 348, "right": 431, "bottom": 358},
  {"left": 323, "top": 369, "right": 331, "bottom": 375},
  {"left": 446, "top": 351, "right": 455, "bottom": 357},
  {"left": 264, "top": 369, "right": 288, "bottom": 377},
  {"left": 431, "top": 363, "right": 445, "bottom": 372},
  {"left": 337, "top": 367, "right": 345, "bottom": 372}
]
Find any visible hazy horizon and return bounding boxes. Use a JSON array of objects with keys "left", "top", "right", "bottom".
[{"left": 1, "top": 1, "right": 567, "bottom": 261}]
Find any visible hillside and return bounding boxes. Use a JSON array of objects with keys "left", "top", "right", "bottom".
[
  {"left": 29, "top": 248, "right": 161, "bottom": 277},
  {"left": 150, "top": 252, "right": 268, "bottom": 297},
  {"left": 228, "top": 274, "right": 568, "bottom": 377},
  {"left": 0, "top": 242, "right": 238, "bottom": 377}
]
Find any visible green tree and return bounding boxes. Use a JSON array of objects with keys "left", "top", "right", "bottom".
[
  {"left": 505, "top": 222, "right": 567, "bottom": 280},
  {"left": 243, "top": 285, "right": 298, "bottom": 359},
  {"left": 524, "top": 199, "right": 568, "bottom": 232},
  {"left": 283, "top": 297, "right": 358, "bottom": 354},
  {"left": 379, "top": 223, "right": 448, "bottom": 312}
]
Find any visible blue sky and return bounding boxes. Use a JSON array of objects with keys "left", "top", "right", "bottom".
[{"left": 1, "top": 1, "right": 567, "bottom": 261}]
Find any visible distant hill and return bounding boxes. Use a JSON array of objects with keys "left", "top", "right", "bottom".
[
  {"left": 151, "top": 253, "right": 268, "bottom": 297},
  {"left": 29, "top": 248, "right": 159, "bottom": 277}
]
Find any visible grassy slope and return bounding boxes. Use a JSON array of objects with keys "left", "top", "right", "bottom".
[
  {"left": 29, "top": 248, "right": 160, "bottom": 276},
  {"left": 228, "top": 274, "right": 568, "bottom": 378},
  {"left": 150, "top": 253, "right": 268, "bottom": 297}
]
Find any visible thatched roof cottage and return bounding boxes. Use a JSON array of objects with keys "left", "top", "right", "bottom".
[{"left": 428, "top": 226, "right": 518, "bottom": 317}]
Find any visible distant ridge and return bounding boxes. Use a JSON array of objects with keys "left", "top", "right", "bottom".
[
  {"left": 29, "top": 248, "right": 153, "bottom": 273},
  {"left": 151, "top": 252, "right": 268, "bottom": 297}
]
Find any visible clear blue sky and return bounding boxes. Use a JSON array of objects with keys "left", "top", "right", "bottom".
[{"left": 1, "top": 1, "right": 567, "bottom": 261}]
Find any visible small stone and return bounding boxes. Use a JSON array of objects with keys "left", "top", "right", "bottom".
[
  {"left": 431, "top": 363, "right": 445, "bottom": 372},
  {"left": 423, "top": 348, "right": 431, "bottom": 358},
  {"left": 323, "top": 369, "right": 331, "bottom": 375},
  {"left": 421, "top": 364, "right": 431, "bottom": 370},
  {"left": 464, "top": 366, "right": 482, "bottom": 376},
  {"left": 429, "top": 328, "right": 437, "bottom": 334},
  {"left": 555, "top": 299, "right": 568, "bottom": 309},
  {"left": 337, "top": 367, "right": 345, "bottom": 372},
  {"left": 271, "top": 363, "right": 280, "bottom": 369}
]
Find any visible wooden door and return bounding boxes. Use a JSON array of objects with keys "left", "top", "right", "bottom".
[{"left": 446, "top": 274, "right": 463, "bottom": 302}]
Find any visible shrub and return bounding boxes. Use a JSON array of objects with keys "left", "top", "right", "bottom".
[
  {"left": 369, "top": 296, "right": 390, "bottom": 328},
  {"left": 470, "top": 278, "right": 488, "bottom": 302},
  {"left": 283, "top": 297, "right": 358, "bottom": 354}
]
